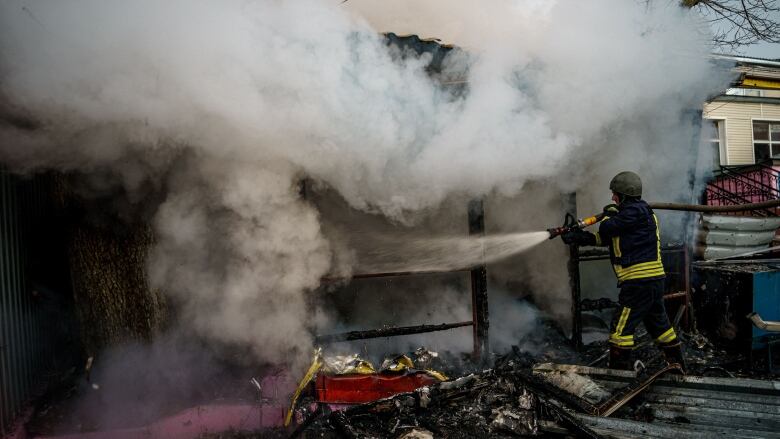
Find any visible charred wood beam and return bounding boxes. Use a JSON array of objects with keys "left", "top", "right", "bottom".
[
  {"left": 581, "top": 298, "right": 619, "bottom": 311},
  {"left": 469, "top": 198, "right": 490, "bottom": 364},
  {"left": 320, "top": 268, "right": 472, "bottom": 283},
  {"left": 564, "top": 193, "right": 583, "bottom": 351},
  {"left": 314, "top": 321, "right": 473, "bottom": 344}
]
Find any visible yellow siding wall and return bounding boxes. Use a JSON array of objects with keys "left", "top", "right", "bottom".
[{"left": 703, "top": 101, "right": 780, "bottom": 165}]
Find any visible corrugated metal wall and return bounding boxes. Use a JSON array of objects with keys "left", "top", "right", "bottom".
[{"left": 0, "top": 171, "right": 66, "bottom": 435}]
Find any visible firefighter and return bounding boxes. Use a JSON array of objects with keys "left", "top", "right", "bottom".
[{"left": 561, "top": 171, "right": 686, "bottom": 371}]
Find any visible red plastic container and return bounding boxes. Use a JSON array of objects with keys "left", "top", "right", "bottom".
[{"left": 314, "top": 373, "right": 437, "bottom": 403}]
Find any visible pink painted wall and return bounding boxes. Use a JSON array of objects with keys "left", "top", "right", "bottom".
[
  {"left": 33, "top": 404, "right": 285, "bottom": 439},
  {"left": 4, "top": 373, "right": 298, "bottom": 439},
  {"left": 705, "top": 166, "right": 780, "bottom": 211}
]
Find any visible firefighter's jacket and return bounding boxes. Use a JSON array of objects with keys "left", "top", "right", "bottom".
[{"left": 590, "top": 199, "right": 665, "bottom": 285}]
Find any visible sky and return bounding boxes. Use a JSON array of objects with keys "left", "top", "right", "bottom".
[{"left": 746, "top": 40, "right": 780, "bottom": 59}]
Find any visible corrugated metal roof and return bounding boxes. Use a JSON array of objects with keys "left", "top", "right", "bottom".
[
  {"left": 736, "top": 65, "right": 780, "bottom": 81},
  {"left": 713, "top": 54, "right": 780, "bottom": 68},
  {"left": 535, "top": 363, "right": 780, "bottom": 439}
]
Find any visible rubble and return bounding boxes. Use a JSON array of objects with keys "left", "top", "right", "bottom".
[
  {"left": 397, "top": 428, "right": 434, "bottom": 439},
  {"left": 295, "top": 359, "right": 603, "bottom": 438},
  {"left": 489, "top": 392, "right": 538, "bottom": 436},
  {"left": 535, "top": 368, "right": 611, "bottom": 405},
  {"left": 289, "top": 317, "right": 780, "bottom": 439},
  {"left": 292, "top": 353, "right": 780, "bottom": 438}
]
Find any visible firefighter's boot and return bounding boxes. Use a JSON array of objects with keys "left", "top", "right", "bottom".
[
  {"left": 608, "top": 345, "right": 634, "bottom": 371},
  {"left": 660, "top": 341, "right": 687, "bottom": 373}
]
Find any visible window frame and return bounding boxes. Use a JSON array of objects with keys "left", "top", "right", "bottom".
[
  {"left": 751, "top": 118, "right": 780, "bottom": 164},
  {"left": 705, "top": 118, "right": 727, "bottom": 166}
]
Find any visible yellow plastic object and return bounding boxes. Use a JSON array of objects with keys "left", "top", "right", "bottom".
[
  {"left": 321, "top": 355, "right": 377, "bottom": 375},
  {"left": 284, "top": 349, "right": 323, "bottom": 427},
  {"left": 353, "top": 360, "right": 376, "bottom": 374},
  {"left": 580, "top": 215, "right": 601, "bottom": 227},
  {"left": 382, "top": 354, "right": 415, "bottom": 372},
  {"left": 425, "top": 369, "right": 448, "bottom": 381}
]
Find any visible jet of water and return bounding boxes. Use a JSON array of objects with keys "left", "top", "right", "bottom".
[{"left": 355, "top": 231, "right": 550, "bottom": 274}]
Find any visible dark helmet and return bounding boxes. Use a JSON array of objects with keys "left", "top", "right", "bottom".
[{"left": 609, "top": 171, "right": 642, "bottom": 197}]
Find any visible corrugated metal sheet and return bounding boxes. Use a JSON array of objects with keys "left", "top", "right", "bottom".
[
  {"left": 737, "top": 64, "right": 780, "bottom": 81},
  {"left": 535, "top": 364, "right": 780, "bottom": 439},
  {"left": 696, "top": 215, "right": 780, "bottom": 259},
  {"left": 0, "top": 171, "right": 64, "bottom": 435}
]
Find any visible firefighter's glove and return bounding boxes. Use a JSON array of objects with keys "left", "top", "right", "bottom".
[
  {"left": 603, "top": 204, "right": 619, "bottom": 217},
  {"left": 562, "top": 229, "right": 593, "bottom": 246}
]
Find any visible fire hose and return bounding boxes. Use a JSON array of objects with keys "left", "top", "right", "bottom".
[
  {"left": 647, "top": 199, "right": 780, "bottom": 213},
  {"left": 547, "top": 199, "right": 780, "bottom": 239}
]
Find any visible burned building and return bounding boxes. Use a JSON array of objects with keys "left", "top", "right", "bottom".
[{"left": 1, "top": 2, "right": 780, "bottom": 439}]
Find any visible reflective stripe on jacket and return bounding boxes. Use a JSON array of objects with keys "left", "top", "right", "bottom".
[{"left": 593, "top": 199, "right": 665, "bottom": 284}]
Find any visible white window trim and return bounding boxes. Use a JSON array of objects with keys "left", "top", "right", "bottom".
[
  {"left": 705, "top": 117, "right": 728, "bottom": 166},
  {"left": 750, "top": 117, "right": 780, "bottom": 164}
]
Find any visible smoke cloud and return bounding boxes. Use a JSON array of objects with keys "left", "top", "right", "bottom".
[{"left": 0, "top": 0, "right": 729, "bottom": 372}]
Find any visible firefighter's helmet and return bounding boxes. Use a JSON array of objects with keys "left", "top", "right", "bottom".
[{"left": 609, "top": 171, "right": 642, "bottom": 197}]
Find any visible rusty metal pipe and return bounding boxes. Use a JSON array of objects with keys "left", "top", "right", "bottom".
[
  {"left": 648, "top": 199, "right": 780, "bottom": 213},
  {"left": 747, "top": 312, "right": 780, "bottom": 332}
]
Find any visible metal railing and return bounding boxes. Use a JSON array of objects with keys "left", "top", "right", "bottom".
[
  {"left": 0, "top": 172, "right": 76, "bottom": 436},
  {"left": 705, "top": 163, "right": 780, "bottom": 217}
]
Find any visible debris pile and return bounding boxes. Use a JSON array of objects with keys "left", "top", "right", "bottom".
[
  {"left": 293, "top": 352, "right": 780, "bottom": 439},
  {"left": 293, "top": 356, "right": 606, "bottom": 438}
]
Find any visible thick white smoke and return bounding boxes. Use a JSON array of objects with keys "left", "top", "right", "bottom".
[{"left": 0, "top": 0, "right": 726, "bottom": 368}]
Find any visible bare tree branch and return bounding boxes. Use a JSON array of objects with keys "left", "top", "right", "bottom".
[{"left": 683, "top": 0, "right": 780, "bottom": 49}]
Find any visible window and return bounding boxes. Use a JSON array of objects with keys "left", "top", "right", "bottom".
[
  {"left": 706, "top": 119, "right": 724, "bottom": 168},
  {"left": 753, "top": 121, "right": 780, "bottom": 163}
]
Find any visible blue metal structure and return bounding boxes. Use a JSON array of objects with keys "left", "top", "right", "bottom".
[{"left": 752, "top": 271, "right": 780, "bottom": 348}]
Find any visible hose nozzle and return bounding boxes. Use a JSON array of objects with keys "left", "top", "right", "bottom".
[
  {"left": 547, "top": 226, "right": 569, "bottom": 239},
  {"left": 547, "top": 213, "right": 605, "bottom": 239}
]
